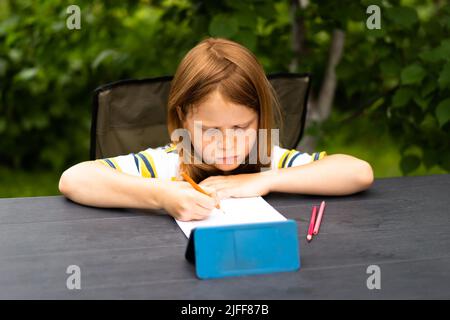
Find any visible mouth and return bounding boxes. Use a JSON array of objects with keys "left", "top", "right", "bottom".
[{"left": 216, "top": 155, "right": 239, "bottom": 164}]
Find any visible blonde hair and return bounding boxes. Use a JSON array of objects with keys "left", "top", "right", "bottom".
[{"left": 167, "top": 37, "right": 282, "bottom": 182}]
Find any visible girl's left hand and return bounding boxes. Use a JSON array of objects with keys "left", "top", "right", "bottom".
[{"left": 199, "top": 172, "right": 271, "bottom": 199}]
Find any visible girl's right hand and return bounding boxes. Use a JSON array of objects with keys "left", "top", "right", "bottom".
[{"left": 159, "top": 181, "right": 219, "bottom": 221}]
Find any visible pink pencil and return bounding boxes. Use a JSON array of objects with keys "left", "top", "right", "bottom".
[
  {"left": 306, "top": 205, "right": 318, "bottom": 242},
  {"left": 313, "top": 201, "right": 326, "bottom": 235}
]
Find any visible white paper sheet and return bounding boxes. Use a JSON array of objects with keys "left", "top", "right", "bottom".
[{"left": 175, "top": 196, "right": 287, "bottom": 238}]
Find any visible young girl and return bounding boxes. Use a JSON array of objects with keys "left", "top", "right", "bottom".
[{"left": 59, "top": 37, "right": 374, "bottom": 221}]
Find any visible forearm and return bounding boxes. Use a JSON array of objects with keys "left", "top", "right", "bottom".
[
  {"left": 265, "top": 154, "right": 374, "bottom": 196},
  {"left": 58, "top": 161, "right": 166, "bottom": 209}
]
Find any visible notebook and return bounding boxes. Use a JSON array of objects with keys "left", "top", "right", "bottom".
[{"left": 175, "top": 196, "right": 287, "bottom": 238}]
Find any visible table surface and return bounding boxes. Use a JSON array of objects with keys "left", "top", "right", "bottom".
[{"left": 0, "top": 174, "right": 449, "bottom": 299}]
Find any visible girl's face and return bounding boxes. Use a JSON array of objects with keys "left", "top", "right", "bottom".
[{"left": 182, "top": 90, "right": 259, "bottom": 171}]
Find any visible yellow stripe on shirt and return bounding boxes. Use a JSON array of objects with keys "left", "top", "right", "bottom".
[
  {"left": 284, "top": 150, "right": 297, "bottom": 168},
  {"left": 137, "top": 156, "right": 151, "bottom": 178},
  {"left": 96, "top": 158, "right": 121, "bottom": 171},
  {"left": 142, "top": 151, "right": 158, "bottom": 178},
  {"left": 165, "top": 143, "right": 177, "bottom": 153},
  {"left": 319, "top": 151, "right": 327, "bottom": 159},
  {"left": 312, "top": 151, "right": 327, "bottom": 162},
  {"left": 95, "top": 159, "right": 109, "bottom": 167},
  {"left": 108, "top": 158, "right": 122, "bottom": 172},
  {"left": 278, "top": 150, "right": 291, "bottom": 169},
  {"left": 137, "top": 151, "right": 158, "bottom": 178}
]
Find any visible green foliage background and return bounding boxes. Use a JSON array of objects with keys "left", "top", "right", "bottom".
[{"left": 0, "top": 0, "right": 449, "bottom": 197}]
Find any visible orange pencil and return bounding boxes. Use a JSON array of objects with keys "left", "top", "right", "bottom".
[{"left": 181, "top": 172, "right": 220, "bottom": 209}]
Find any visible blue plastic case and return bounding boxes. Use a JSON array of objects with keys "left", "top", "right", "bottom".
[{"left": 185, "top": 220, "right": 300, "bottom": 279}]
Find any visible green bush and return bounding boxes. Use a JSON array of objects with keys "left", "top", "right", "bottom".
[{"left": 0, "top": 0, "right": 448, "bottom": 176}]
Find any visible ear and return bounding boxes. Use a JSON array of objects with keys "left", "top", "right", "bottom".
[
  {"left": 177, "top": 106, "right": 188, "bottom": 128},
  {"left": 176, "top": 105, "right": 184, "bottom": 121}
]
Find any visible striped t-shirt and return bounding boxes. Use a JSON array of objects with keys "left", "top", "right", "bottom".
[{"left": 95, "top": 143, "right": 327, "bottom": 180}]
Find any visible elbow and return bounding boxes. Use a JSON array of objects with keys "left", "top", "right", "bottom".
[
  {"left": 58, "top": 162, "right": 87, "bottom": 198},
  {"left": 58, "top": 169, "right": 74, "bottom": 197},
  {"left": 357, "top": 160, "right": 374, "bottom": 191}
]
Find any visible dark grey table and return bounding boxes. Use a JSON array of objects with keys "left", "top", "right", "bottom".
[{"left": 1, "top": 174, "right": 449, "bottom": 299}]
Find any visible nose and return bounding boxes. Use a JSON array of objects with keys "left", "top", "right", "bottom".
[{"left": 217, "top": 130, "right": 236, "bottom": 154}]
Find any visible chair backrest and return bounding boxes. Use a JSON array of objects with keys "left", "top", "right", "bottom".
[{"left": 90, "top": 73, "right": 311, "bottom": 160}]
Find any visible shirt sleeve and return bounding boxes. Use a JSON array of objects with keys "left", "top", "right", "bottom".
[
  {"left": 271, "top": 145, "right": 327, "bottom": 170},
  {"left": 95, "top": 143, "right": 179, "bottom": 180}
]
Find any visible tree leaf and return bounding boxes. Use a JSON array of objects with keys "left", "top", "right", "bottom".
[
  {"left": 392, "top": 88, "right": 414, "bottom": 107},
  {"left": 380, "top": 59, "right": 400, "bottom": 78},
  {"left": 435, "top": 98, "right": 450, "bottom": 127},
  {"left": 400, "top": 64, "right": 426, "bottom": 85},
  {"left": 0, "top": 58, "right": 7, "bottom": 77},
  {"left": 400, "top": 155, "right": 421, "bottom": 175},
  {"left": 209, "top": 14, "right": 239, "bottom": 38},
  {"left": 233, "top": 7, "right": 257, "bottom": 29},
  {"left": 419, "top": 40, "right": 450, "bottom": 63},
  {"left": 232, "top": 28, "right": 257, "bottom": 51},
  {"left": 421, "top": 80, "right": 436, "bottom": 98},
  {"left": 438, "top": 61, "right": 450, "bottom": 89},
  {"left": 386, "top": 7, "right": 418, "bottom": 29},
  {"left": 91, "top": 49, "right": 119, "bottom": 70},
  {"left": 15, "top": 67, "right": 39, "bottom": 81}
]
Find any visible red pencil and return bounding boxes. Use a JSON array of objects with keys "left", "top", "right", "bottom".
[
  {"left": 313, "top": 201, "right": 326, "bottom": 235},
  {"left": 307, "top": 205, "right": 318, "bottom": 242}
]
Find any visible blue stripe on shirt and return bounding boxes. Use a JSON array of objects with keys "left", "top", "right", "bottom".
[
  {"left": 137, "top": 153, "right": 156, "bottom": 178},
  {"left": 104, "top": 158, "right": 116, "bottom": 169},
  {"left": 287, "top": 152, "right": 302, "bottom": 167},
  {"left": 131, "top": 153, "right": 140, "bottom": 173}
]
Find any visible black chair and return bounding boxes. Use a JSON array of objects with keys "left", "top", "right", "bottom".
[{"left": 90, "top": 73, "right": 311, "bottom": 160}]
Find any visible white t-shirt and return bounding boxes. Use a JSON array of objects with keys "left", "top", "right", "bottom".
[{"left": 96, "top": 143, "right": 327, "bottom": 180}]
